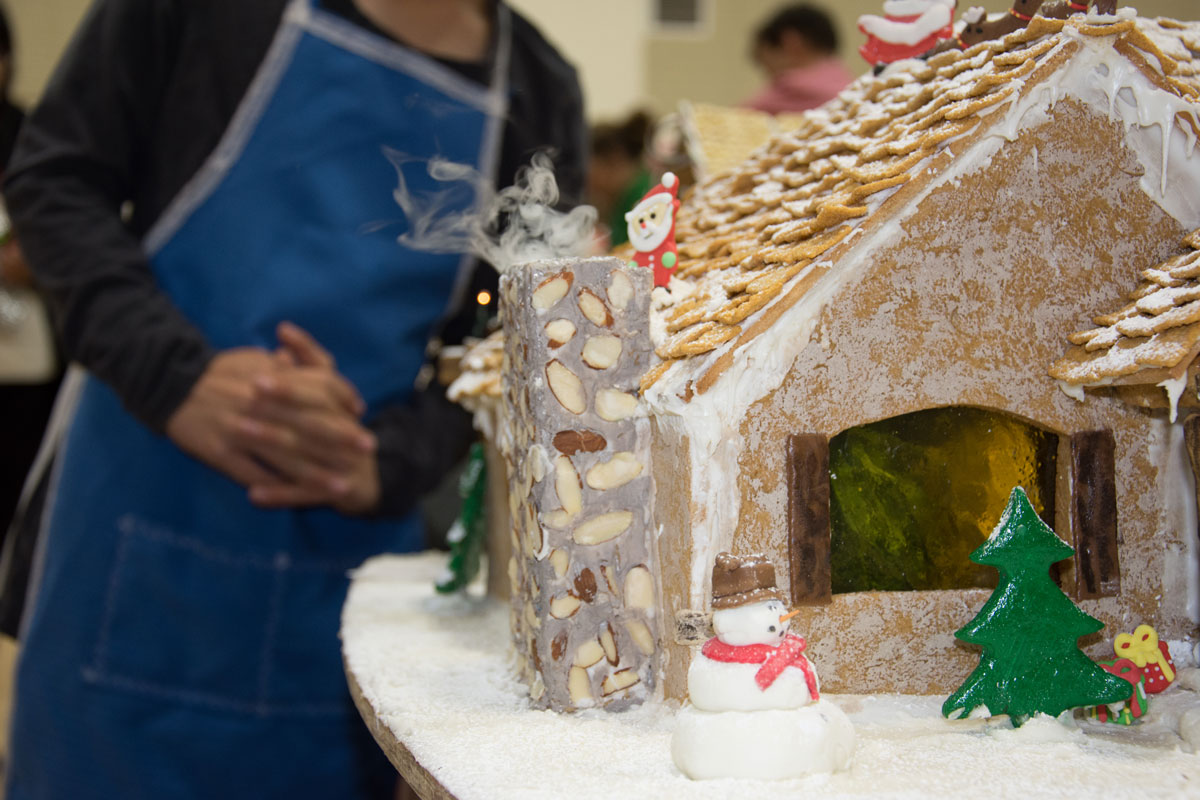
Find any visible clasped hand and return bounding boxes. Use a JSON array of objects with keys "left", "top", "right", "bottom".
[{"left": 165, "top": 322, "right": 380, "bottom": 514}]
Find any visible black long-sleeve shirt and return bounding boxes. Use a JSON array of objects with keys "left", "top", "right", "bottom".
[{"left": 5, "top": 0, "right": 586, "bottom": 516}]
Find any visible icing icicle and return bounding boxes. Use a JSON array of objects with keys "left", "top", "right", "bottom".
[{"left": 1158, "top": 374, "right": 1187, "bottom": 423}]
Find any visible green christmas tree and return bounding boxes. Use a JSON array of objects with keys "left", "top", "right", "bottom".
[
  {"left": 942, "top": 487, "right": 1130, "bottom": 726},
  {"left": 435, "top": 442, "right": 488, "bottom": 594}
]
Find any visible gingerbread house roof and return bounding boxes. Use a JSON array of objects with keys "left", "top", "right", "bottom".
[
  {"left": 1050, "top": 228, "right": 1200, "bottom": 393},
  {"left": 680, "top": 102, "right": 808, "bottom": 180},
  {"left": 446, "top": 331, "right": 504, "bottom": 409},
  {"left": 642, "top": 14, "right": 1200, "bottom": 404}
]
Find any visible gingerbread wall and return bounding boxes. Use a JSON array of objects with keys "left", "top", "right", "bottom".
[
  {"left": 663, "top": 100, "right": 1197, "bottom": 697},
  {"left": 649, "top": 419, "right": 695, "bottom": 703}
]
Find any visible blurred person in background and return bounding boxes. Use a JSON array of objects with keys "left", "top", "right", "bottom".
[
  {"left": 588, "top": 109, "right": 654, "bottom": 250},
  {"left": 744, "top": 3, "right": 855, "bottom": 114},
  {"left": 0, "top": 0, "right": 61, "bottom": 607},
  {"left": 2, "top": 1, "right": 584, "bottom": 798},
  {"left": 0, "top": 2, "right": 18, "bottom": 168}
]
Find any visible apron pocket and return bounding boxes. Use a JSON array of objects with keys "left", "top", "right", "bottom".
[{"left": 85, "top": 515, "right": 280, "bottom": 714}]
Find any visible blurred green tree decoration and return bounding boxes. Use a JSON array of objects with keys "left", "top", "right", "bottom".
[
  {"left": 943, "top": 487, "right": 1130, "bottom": 726},
  {"left": 435, "top": 442, "right": 487, "bottom": 594}
]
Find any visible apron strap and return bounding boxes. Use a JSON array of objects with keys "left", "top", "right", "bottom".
[{"left": 0, "top": 364, "right": 86, "bottom": 639}]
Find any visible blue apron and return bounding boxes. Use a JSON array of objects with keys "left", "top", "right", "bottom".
[{"left": 7, "top": 1, "right": 508, "bottom": 797}]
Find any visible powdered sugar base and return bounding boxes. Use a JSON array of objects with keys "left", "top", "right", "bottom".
[{"left": 343, "top": 554, "right": 1200, "bottom": 799}]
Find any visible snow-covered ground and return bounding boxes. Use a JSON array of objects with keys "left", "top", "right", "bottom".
[{"left": 343, "top": 554, "right": 1200, "bottom": 799}]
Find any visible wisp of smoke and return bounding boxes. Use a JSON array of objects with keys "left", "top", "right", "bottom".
[{"left": 384, "top": 149, "right": 597, "bottom": 273}]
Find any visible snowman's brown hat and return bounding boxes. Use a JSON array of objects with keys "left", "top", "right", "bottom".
[{"left": 711, "top": 552, "right": 783, "bottom": 610}]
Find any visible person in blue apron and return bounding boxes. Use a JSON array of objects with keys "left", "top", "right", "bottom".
[{"left": 2, "top": 1, "right": 584, "bottom": 797}]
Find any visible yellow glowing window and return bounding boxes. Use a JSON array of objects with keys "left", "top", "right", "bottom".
[{"left": 828, "top": 407, "right": 1058, "bottom": 593}]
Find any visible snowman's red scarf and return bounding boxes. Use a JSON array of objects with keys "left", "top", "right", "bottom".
[{"left": 700, "top": 634, "right": 819, "bottom": 699}]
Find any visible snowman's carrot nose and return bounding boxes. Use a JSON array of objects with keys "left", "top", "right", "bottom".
[{"left": 779, "top": 609, "right": 802, "bottom": 623}]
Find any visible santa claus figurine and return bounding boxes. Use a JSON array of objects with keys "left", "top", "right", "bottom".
[
  {"left": 625, "top": 171, "right": 680, "bottom": 288},
  {"left": 858, "top": 0, "right": 957, "bottom": 67}
]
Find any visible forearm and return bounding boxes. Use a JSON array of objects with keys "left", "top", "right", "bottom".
[
  {"left": 369, "top": 386, "right": 477, "bottom": 518},
  {"left": 6, "top": 167, "right": 215, "bottom": 430}
]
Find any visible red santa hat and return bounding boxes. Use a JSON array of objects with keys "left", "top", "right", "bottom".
[
  {"left": 657, "top": 170, "right": 678, "bottom": 197},
  {"left": 627, "top": 171, "right": 679, "bottom": 220}
]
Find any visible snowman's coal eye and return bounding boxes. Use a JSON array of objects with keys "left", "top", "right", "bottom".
[{"left": 768, "top": 625, "right": 776, "bottom": 632}]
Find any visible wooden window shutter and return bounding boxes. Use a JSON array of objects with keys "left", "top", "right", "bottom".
[
  {"left": 786, "top": 434, "right": 832, "bottom": 605},
  {"left": 1070, "top": 429, "right": 1120, "bottom": 599}
]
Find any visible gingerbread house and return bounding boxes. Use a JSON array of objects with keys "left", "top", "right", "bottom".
[{"left": 482, "top": 12, "right": 1200, "bottom": 712}]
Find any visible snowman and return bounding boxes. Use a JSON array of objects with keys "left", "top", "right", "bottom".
[
  {"left": 858, "top": 0, "right": 957, "bottom": 66},
  {"left": 671, "top": 552, "right": 855, "bottom": 781},
  {"left": 625, "top": 172, "right": 680, "bottom": 288}
]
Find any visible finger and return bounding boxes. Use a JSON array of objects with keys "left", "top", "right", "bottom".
[
  {"left": 262, "top": 409, "right": 375, "bottom": 458},
  {"left": 273, "top": 347, "right": 298, "bottom": 367},
  {"left": 251, "top": 466, "right": 377, "bottom": 513},
  {"left": 235, "top": 415, "right": 372, "bottom": 470},
  {"left": 245, "top": 396, "right": 375, "bottom": 450},
  {"left": 254, "top": 370, "right": 365, "bottom": 417},
  {"left": 246, "top": 454, "right": 377, "bottom": 514},
  {"left": 234, "top": 417, "right": 300, "bottom": 457},
  {"left": 218, "top": 447, "right": 285, "bottom": 488},
  {"left": 255, "top": 456, "right": 350, "bottom": 499},
  {"left": 248, "top": 482, "right": 331, "bottom": 509},
  {"left": 241, "top": 432, "right": 355, "bottom": 497},
  {"left": 276, "top": 321, "right": 335, "bottom": 368}
]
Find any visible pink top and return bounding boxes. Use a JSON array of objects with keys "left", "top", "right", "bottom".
[{"left": 743, "top": 57, "right": 856, "bottom": 115}]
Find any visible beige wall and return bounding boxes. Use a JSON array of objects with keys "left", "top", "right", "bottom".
[
  {"left": 4, "top": 0, "right": 1197, "bottom": 117},
  {"left": 7, "top": 0, "right": 91, "bottom": 108},
  {"left": 508, "top": 0, "right": 649, "bottom": 120}
]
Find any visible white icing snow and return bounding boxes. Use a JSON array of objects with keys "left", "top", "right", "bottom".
[
  {"left": 986, "top": 712, "right": 1083, "bottom": 744},
  {"left": 1182, "top": 706, "right": 1200, "bottom": 751},
  {"left": 649, "top": 278, "right": 697, "bottom": 348},
  {"left": 672, "top": 701, "right": 855, "bottom": 780},
  {"left": 343, "top": 554, "right": 1200, "bottom": 799},
  {"left": 446, "top": 370, "right": 493, "bottom": 398},
  {"left": 1158, "top": 373, "right": 1188, "bottom": 423},
  {"left": 986, "top": 26, "right": 1200, "bottom": 226},
  {"left": 1056, "top": 379, "right": 1089, "bottom": 402}
]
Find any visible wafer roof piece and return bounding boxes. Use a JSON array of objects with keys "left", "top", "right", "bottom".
[
  {"left": 447, "top": 331, "right": 504, "bottom": 411},
  {"left": 681, "top": 102, "right": 810, "bottom": 180},
  {"left": 643, "top": 14, "right": 1200, "bottom": 402},
  {"left": 1050, "top": 231, "right": 1200, "bottom": 389}
]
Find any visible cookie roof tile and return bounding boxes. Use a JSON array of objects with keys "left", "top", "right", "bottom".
[
  {"left": 681, "top": 102, "right": 810, "bottom": 181},
  {"left": 1050, "top": 231, "right": 1200, "bottom": 389},
  {"left": 446, "top": 331, "right": 505, "bottom": 410},
  {"left": 642, "top": 15, "right": 1200, "bottom": 403}
]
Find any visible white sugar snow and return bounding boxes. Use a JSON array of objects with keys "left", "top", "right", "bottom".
[{"left": 344, "top": 554, "right": 1200, "bottom": 800}]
